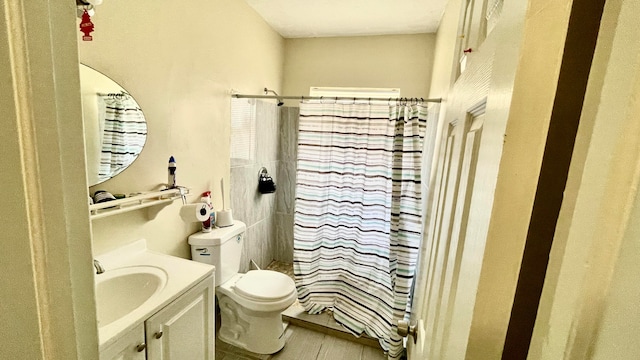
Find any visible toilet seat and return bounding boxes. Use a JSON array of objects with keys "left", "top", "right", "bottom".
[
  {"left": 217, "top": 270, "right": 297, "bottom": 313},
  {"left": 233, "top": 270, "right": 295, "bottom": 302}
]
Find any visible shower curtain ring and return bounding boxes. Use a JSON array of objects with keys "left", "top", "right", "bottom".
[{"left": 320, "top": 96, "right": 324, "bottom": 104}]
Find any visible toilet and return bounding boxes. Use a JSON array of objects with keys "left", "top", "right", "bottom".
[{"left": 188, "top": 221, "right": 297, "bottom": 354}]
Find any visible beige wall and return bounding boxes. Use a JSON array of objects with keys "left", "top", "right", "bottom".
[
  {"left": 283, "top": 34, "right": 435, "bottom": 100},
  {"left": 79, "top": 0, "right": 284, "bottom": 258},
  {"left": 427, "top": 0, "right": 461, "bottom": 100}
]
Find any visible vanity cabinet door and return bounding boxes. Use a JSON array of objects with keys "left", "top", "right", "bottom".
[
  {"left": 145, "top": 275, "right": 215, "bottom": 360},
  {"left": 100, "top": 323, "right": 146, "bottom": 360}
]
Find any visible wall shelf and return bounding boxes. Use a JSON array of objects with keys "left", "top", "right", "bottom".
[{"left": 90, "top": 188, "right": 188, "bottom": 220}]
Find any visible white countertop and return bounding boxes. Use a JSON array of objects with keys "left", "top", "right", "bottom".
[{"left": 94, "top": 239, "right": 214, "bottom": 350}]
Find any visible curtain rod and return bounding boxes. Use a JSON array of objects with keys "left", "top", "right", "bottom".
[{"left": 232, "top": 94, "right": 442, "bottom": 103}]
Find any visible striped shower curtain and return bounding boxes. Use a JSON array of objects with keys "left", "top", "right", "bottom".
[
  {"left": 293, "top": 101, "right": 434, "bottom": 358},
  {"left": 97, "top": 93, "right": 147, "bottom": 181}
]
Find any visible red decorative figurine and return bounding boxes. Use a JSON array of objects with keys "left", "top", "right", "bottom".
[{"left": 79, "top": 9, "right": 94, "bottom": 41}]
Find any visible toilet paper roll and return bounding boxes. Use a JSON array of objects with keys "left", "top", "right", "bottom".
[
  {"left": 216, "top": 209, "right": 234, "bottom": 227},
  {"left": 180, "top": 203, "right": 209, "bottom": 222}
]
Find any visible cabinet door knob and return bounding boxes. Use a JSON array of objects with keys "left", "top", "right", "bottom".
[
  {"left": 155, "top": 331, "right": 164, "bottom": 339},
  {"left": 136, "top": 343, "right": 146, "bottom": 352}
]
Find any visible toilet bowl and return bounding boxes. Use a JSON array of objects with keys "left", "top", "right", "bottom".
[
  {"left": 188, "top": 222, "right": 297, "bottom": 354},
  {"left": 217, "top": 270, "right": 296, "bottom": 354}
]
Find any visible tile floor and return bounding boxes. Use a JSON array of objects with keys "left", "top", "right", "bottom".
[
  {"left": 215, "top": 323, "right": 387, "bottom": 360},
  {"left": 281, "top": 301, "right": 381, "bottom": 349},
  {"left": 215, "top": 261, "right": 389, "bottom": 360}
]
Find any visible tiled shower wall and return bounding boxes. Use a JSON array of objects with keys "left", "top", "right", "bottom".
[
  {"left": 231, "top": 100, "right": 279, "bottom": 271},
  {"left": 274, "top": 106, "right": 299, "bottom": 263},
  {"left": 230, "top": 100, "right": 298, "bottom": 272}
]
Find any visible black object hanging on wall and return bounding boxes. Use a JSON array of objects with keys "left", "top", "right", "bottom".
[{"left": 258, "top": 167, "right": 276, "bottom": 194}]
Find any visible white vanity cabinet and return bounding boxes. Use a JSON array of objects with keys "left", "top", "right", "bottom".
[
  {"left": 100, "top": 323, "right": 146, "bottom": 360},
  {"left": 100, "top": 275, "right": 215, "bottom": 360},
  {"left": 145, "top": 275, "right": 215, "bottom": 359}
]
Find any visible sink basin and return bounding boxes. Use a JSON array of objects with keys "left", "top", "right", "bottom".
[{"left": 95, "top": 265, "right": 168, "bottom": 327}]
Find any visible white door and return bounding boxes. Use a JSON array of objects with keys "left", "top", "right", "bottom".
[
  {"left": 411, "top": 100, "right": 488, "bottom": 360},
  {"left": 408, "top": 0, "right": 528, "bottom": 358},
  {"left": 423, "top": 108, "right": 485, "bottom": 360}
]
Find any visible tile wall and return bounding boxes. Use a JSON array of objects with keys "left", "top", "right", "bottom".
[
  {"left": 230, "top": 100, "right": 279, "bottom": 271},
  {"left": 230, "top": 100, "right": 298, "bottom": 271},
  {"left": 274, "top": 106, "right": 299, "bottom": 263}
]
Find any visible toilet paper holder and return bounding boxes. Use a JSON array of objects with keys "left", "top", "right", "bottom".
[{"left": 258, "top": 167, "right": 276, "bottom": 194}]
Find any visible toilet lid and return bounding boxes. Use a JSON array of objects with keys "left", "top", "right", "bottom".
[{"left": 234, "top": 270, "right": 295, "bottom": 302}]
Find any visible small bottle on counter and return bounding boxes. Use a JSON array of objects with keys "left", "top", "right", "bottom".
[{"left": 168, "top": 156, "right": 177, "bottom": 188}]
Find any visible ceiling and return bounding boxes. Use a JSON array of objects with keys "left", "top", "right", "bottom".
[{"left": 244, "top": 0, "right": 448, "bottom": 38}]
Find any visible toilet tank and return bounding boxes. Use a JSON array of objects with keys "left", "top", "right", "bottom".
[{"left": 188, "top": 221, "right": 246, "bottom": 285}]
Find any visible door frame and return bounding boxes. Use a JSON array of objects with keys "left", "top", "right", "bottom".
[
  {"left": 502, "top": 0, "right": 607, "bottom": 357},
  {"left": 1, "top": 1, "right": 97, "bottom": 359},
  {"left": 528, "top": 0, "right": 640, "bottom": 358},
  {"left": 409, "top": 0, "right": 601, "bottom": 358}
]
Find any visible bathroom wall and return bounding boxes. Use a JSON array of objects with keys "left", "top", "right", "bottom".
[
  {"left": 79, "top": 0, "right": 285, "bottom": 258},
  {"left": 230, "top": 100, "right": 281, "bottom": 271},
  {"left": 274, "top": 106, "right": 300, "bottom": 263},
  {"left": 228, "top": 101, "right": 297, "bottom": 269},
  {"left": 282, "top": 34, "right": 436, "bottom": 100}
]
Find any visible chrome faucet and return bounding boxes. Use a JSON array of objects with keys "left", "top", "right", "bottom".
[{"left": 93, "top": 259, "right": 105, "bottom": 274}]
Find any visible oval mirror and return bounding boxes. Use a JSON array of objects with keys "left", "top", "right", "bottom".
[{"left": 79, "top": 64, "right": 148, "bottom": 186}]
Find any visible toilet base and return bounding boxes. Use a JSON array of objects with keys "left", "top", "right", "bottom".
[{"left": 217, "top": 292, "right": 287, "bottom": 354}]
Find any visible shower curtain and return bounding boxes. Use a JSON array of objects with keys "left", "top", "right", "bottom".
[
  {"left": 293, "top": 100, "right": 436, "bottom": 358},
  {"left": 98, "top": 93, "right": 147, "bottom": 179}
]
